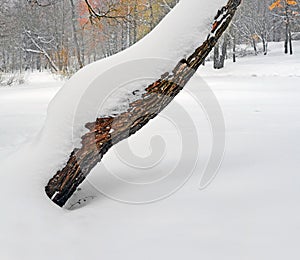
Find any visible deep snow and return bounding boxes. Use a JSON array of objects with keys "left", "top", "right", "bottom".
[
  {"left": 0, "top": 72, "right": 64, "bottom": 159},
  {"left": 1, "top": 0, "right": 300, "bottom": 258},
  {"left": 0, "top": 41, "right": 300, "bottom": 259}
]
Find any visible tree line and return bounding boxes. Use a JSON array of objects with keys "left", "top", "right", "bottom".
[
  {"left": 213, "top": 0, "right": 300, "bottom": 69},
  {"left": 0, "top": 0, "right": 178, "bottom": 79},
  {"left": 0, "top": 0, "right": 299, "bottom": 79}
]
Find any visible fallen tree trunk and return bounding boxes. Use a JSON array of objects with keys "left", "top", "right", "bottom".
[{"left": 46, "top": 0, "right": 242, "bottom": 207}]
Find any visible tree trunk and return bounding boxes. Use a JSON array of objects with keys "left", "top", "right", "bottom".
[
  {"left": 262, "top": 37, "right": 267, "bottom": 55},
  {"left": 233, "top": 35, "right": 236, "bottom": 63},
  {"left": 284, "top": 4, "right": 293, "bottom": 55},
  {"left": 213, "top": 42, "right": 220, "bottom": 68},
  {"left": 214, "top": 33, "right": 229, "bottom": 69},
  {"left": 70, "top": 0, "right": 84, "bottom": 69},
  {"left": 149, "top": 0, "right": 155, "bottom": 30},
  {"left": 252, "top": 38, "right": 257, "bottom": 55},
  {"left": 285, "top": 21, "right": 289, "bottom": 54},
  {"left": 288, "top": 29, "right": 293, "bottom": 55},
  {"left": 45, "top": 0, "right": 242, "bottom": 207}
]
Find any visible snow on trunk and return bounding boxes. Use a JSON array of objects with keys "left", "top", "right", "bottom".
[{"left": 37, "top": 0, "right": 229, "bottom": 180}]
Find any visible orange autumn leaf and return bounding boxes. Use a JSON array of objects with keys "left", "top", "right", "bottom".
[
  {"left": 286, "top": 0, "right": 297, "bottom": 5},
  {"left": 269, "top": 0, "right": 283, "bottom": 10},
  {"left": 270, "top": 0, "right": 298, "bottom": 10}
]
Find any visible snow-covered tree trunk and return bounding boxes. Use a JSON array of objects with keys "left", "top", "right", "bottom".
[{"left": 45, "top": 0, "right": 242, "bottom": 207}]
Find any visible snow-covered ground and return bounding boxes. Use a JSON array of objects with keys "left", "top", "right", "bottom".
[
  {"left": 0, "top": 41, "right": 299, "bottom": 260},
  {"left": 1, "top": 0, "right": 300, "bottom": 257},
  {"left": 0, "top": 72, "right": 64, "bottom": 158}
]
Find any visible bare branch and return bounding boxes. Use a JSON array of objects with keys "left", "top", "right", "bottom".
[
  {"left": 27, "top": 0, "right": 59, "bottom": 7},
  {"left": 24, "top": 30, "right": 58, "bottom": 71}
]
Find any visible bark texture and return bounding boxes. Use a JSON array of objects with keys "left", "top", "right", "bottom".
[{"left": 46, "top": 0, "right": 242, "bottom": 207}]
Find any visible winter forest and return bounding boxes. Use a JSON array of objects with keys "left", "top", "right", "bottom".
[
  {"left": 1, "top": 0, "right": 300, "bottom": 259},
  {"left": 1, "top": 0, "right": 299, "bottom": 83}
]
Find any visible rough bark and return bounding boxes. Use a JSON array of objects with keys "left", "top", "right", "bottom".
[{"left": 45, "top": 0, "right": 242, "bottom": 207}]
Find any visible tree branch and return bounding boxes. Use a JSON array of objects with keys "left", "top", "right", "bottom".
[
  {"left": 84, "top": 0, "right": 129, "bottom": 23},
  {"left": 24, "top": 31, "right": 58, "bottom": 72},
  {"left": 27, "top": 0, "right": 59, "bottom": 7}
]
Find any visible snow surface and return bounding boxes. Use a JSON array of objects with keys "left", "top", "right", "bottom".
[
  {"left": 0, "top": 72, "right": 64, "bottom": 159},
  {"left": 1, "top": 0, "right": 300, "bottom": 258},
  {"left": 1, "top": 40, "right": 300, "bottom": 259}
]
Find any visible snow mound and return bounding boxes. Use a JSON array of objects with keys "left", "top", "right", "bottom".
[{"left": 34, "top": 0, "right": 227, "bottom": 178}]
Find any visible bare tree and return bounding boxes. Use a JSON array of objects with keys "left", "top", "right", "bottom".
[{"left": 23, "top": 31, "right": 59, "bottom": 71}]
